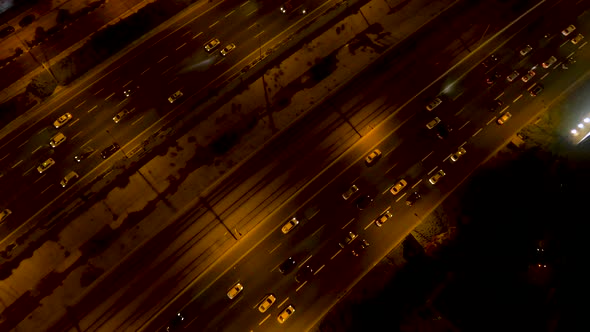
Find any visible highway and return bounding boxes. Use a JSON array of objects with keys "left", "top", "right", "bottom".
[{"left": 0, "top": 0, "right": 331, "bottom": 241}]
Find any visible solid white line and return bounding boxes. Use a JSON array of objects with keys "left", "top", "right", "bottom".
[
  {"left": 495, "top": 92, "right": 504, "bottom": 100},
  {"left": 486, "top": 117, "right": 496, "bottom": 125},
  {"left": 75, "top": 100, "right": 86, "bottom": 109},
  {"left": 341, "top": 218, "right": 354, "bottom": 230},
  {"left": 395, "top": 192, "right": 407, "bottom": 203},
  {"left": 105, "top": 92, "right": 115, "bottom": 100},
  {"left": 87, "top": 105, "right": 98, "bottom": 113},
  {"left": 269, "top": 243, "right": 281, "bottom": 254},
  {"left": 131, "top": 115, "right": 145, "bottom": 126},
  {"left": 427, "top": 166, "right": 438, "bottom": 175},
  {"left": 472, "top": 128, "right": 483, "bottom": 137},
  {"left": 247, "top": 9, "right": 256, "bottom": 16},
  {"left": 94, "top": 88, "right": 104, "bottom": 95},
  {"left": 41, "top": 184, "right": 53, "bottom": 195},
  {"left": 31, "top": 146, "right": 42, "bottom": 154},
  {"left": 258, "top": 314, "right": 270, "bottom": 326},
  {"left": 123, "top": 80, "right": 133, "bottom": 88},
  {"left": 158, "top": 56, "right": 168, "bottom": 63},
  {"left": 277, "top": 297, "right": 289, "bottom": 309},
  {"left": 141, "top": 68, "right": 150, "bottom": 75},
  {"left": 513, "top": 94, "right": 523, "bottom": 102},
  {"left": 458, "top": 120, "right": 470, "bottom": 130},
  {"left": 296, "top": 281, "right": 307, "bottom": 292},
  {"left": 18, "top": 140, "right": 29, "bottom": 148},
  {"left": 225, "top": 10, "right": 235, "bottom": 17},
  {"left": 192, "top": 32, "right": 203, "bottom": 39},
  {"left": 330, "top": 250, "right": 341, "bottom": 260},
  {"left": 411, "top": 179, "right": 422, "bottom": 189},
  {"left": 176, "top": 43, "right": 187, "bottom": 51},
  {"left": 209, "top": 21, "right": 219, "bottom": 28},
  {"left": 314, "top": 264, "right": 325, "bottom": 275},
  {"left": 421, "top": 151, "right": 433, "bottom": 162}
]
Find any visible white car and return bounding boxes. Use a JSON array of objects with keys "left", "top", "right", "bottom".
[
  {"left": 0, "top": 209, "right": 11, "bottom": 223},
  {"left": 426, "top": 117, "right": 441, "bottom": 129},
  {"left": 497, "top": 112, "right": 512, "bottom": 125},
  {"left": 60, "top": 171, "right": 79, "bottom": 188},
  {"left": 49, "top": 132, "right": 66, "bottom": 148},
  {"left": 390, "top": 179, "right": 407, "bottom": 195},
  {"left": 281, "top": 217, "right": 299, "bottom": 234},
  {"left": 375, "top": 210, "right": 392, "bottom": 227},
  {"left": 365, "top": 149, "right": 382, "bottom": 165},
  {"left": 37, "top": 158, "right": 56, "bottom": 173},
  {"left": 53, "top": 113, "right": 73, "bottom": 129},
  {"left": 258, "top": 294, "right": 276, "bottom": 313},
  {"left": 277, "top": 305, "right": 295, "bottom": 324},
  {"left": 204, "top": 38, "right": 221, "bottom": 52},
  {"left": 519, "top": 45, "right": 532, "bottom": 56},
  {"left": 506, "top": 70, "right": 519, "bottom": 82},
  {"left": 429, "top": 169, "right": 446, "bottom": 185},
  {"left": 450, "top": 147, "right": 466, "bottom": 162},
  {"left": 227, "top": 282, "right": 243, "bottom": 299},
  {"left": 168, "top": 91, "right": 183, "bottom": 104},
  {"left": 561, "top": 24, "right": 576, "bottom": 36},
  {"left": 571, "top": 33, "right": 584, "bottom": 45},
  {"left": 342, "top": 184, "right": 359, "bottom": 200},
  {"left": 113, "top": 109, "right": 130, "bottom": 123},
  {"left": 542, "top": 56, "right": 557, "bottom": 69},
  {"left": 220, "top": 43, "right": 236, "bottom": 56},
  {"left": 521, "top": 70, "right": 536, "bottom": 83},
  {"left": 426, "top": 97, "right": 442, "bottom": 111}
]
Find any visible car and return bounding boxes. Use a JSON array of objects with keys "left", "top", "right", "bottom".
[
  {"left": 49, "top": 132, "right": 66, "bottom": 148},
  {"left": 0, "top": 25, "right": 15, "bottom": 39},
  {"left": 258, "top": 294, "right": 276, "bottom": 313},
  {"left": 277, "top": 305, "right": 295, "bottom": 324},
  {"left": 375, "top": 210, "right": 392, "bottom": 227},
  {"left": 497, "top": 112, "right": 512, "bottom": 125},
  {"left": 351, "top": 239, "right": 370, "bottom": 256},
  {"left": 100, "top": 143, "right": 120, "bottom": 159},
  {"left": 481, "top": 54, "right": 499, "bottom": 68},
  {"left": 204, "top": 38, "right": 221, "bottom": 52},
  {"left": 75, "top": 149, "right": 94, "bottom": 162},
  {"left": 355, "top": 194, "right": 373, "bottom": 210},
  {"left": 168, "top": 90, "right": 183, "bottom": 104},
  {"left": 279, "top": 257, "right": 296, "bottom": 274},
  {"left": 60, "top": 171, "right": 79, "bottom": 188},
  {"left": 542, "top": 56, "right": 557, "bottom": 69},
  {"left": 429, "top": 169, "right": 446, "bottom": 185},
  {"left": 166, "top": 312, "right": 184, "bottom": 332},
  {"left": 485, "top": 71, "right": 501, "bottom": 85},
  {"left": 426, "top": 97, "right": 442, "bottom": 111},
  {"left": 227, "top": 282, "right": 243, "bottom": 299},
  {"left": 519, "top": 45, "right": 533, "bottom": 56},
  {"left": 339, "top": 231, "right": 358, "bottom": 248},
  {"left": 571, "top": 33, "right": 584, "bottom": 45},
  {"left": 281, "top": 217, "right": 299, "bottom": 234},
  {"left": 488, "top": 99, "right": 503, "bottom": 112},
  {"left": 37, "top": 158, "right": 56, "bottom": 173},
  {"left": 112, "top": 109, "right": 130, "bottom": 123},
  {"left": 0, "top": 209, "right": 11, "bottom": 223},
  {"left": 406, "top": 191, "right": 421, "bottom": 206},
  {"left": 530, "top": 85, "right": 543, "bottom": 96},
  {"left": 53, "top": 113, "right": 73, "bottom": 129},
  {"left": 365, "top": 149, "right": 382, "bottom": 166},
  {"left": 426, "top": 117, "right": 441, "bottom": 129},
  {"left": 123, "top": 86, "right": 139, "bottom": 97},
  {"left": 390, "top": 179, "right": 407, "bottom": 195},
  {"left": 450, "top": 147, "right": 466, "bottom": 162},
  {"left": 295, "top": 265, "right": 314, "bottom": 283},
  {"left": 561, "top": 24, "right": 576, "bottom": 36},
  {"left": 506, "top": 70, "right": 519, "bottom": 82},
  {"left": 342, "top": 184, "right": 359, "bottom": 200},
  {"left": 220, "top": 43, "right": 236, "bottom": 56},
  {"left": 521, "top": 70, "right": 536, "bottom": 82},
  {"left": 436, "top": 124, "right": 452, "bottom": 139}
]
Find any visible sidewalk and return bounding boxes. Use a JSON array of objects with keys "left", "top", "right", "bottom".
[{"left": 0, "top": 0, "right": 459, "bottom": 330}]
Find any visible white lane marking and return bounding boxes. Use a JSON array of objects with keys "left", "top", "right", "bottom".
[
  {"left": 486, "top": 117, "right": 496, "bottom": 125},
  {"left": 122, "top": 80, "right": 133, "bottom": 88},
  {"left": 82, "top": 138, "right": 93, "bottom": 147},
  {"left": 131, "top": 115, "right": 145, "bottom": 126},
  {"left": 192, "top": 31, "right": 203, "bottom": 40},
  {"left": 12, "top": 160, "right": 23, "bottom": 168},
  {"left": 311, "top": 224, "right": 325, "bottom": 237},
  {"left": 381, "top": 186, "right": 391, "bottom": 195},
  {"left": 34, "top": 174, "right": 46, "bottom": 183},
  {"left": 176, "top": 43, "right": 187, "bottom": 51},
  {"left": 472, "top": 128, "right": 483, "bottom": 137},
  {"left": 330, "top": 250, "right": 341, "bottom": 260},
  {"left": 75, "top": 100, "right": 86, "bottom": 109},
  {"left": 364, "top": 220, "right": 373, "bottom": 230},
  {"left": 579, "top": 41, "right": 587, "bottom": 49},
  {"left": 459, "top": 120, "right": 470, "bottom": 130},
  {"left": 41, "top": 184, "right": 53, "bottom": 195},
  {"left": 141, "top": 68, "right": 150, "bottom": 75},
  {"left": 94, "top": 88, "right": 104, "bottom": 95},
  {"left": 395, "top": 192, "right": 407, "bottom": 203},
  {"left": 258, "top": 314, "right": 271, "bottom": 326},
  {"left": 169, "top": 77, "right": 179, "bottom": 84},
  {"left": 32, "top": 146, "right": 42, "bottom": 154},
  {"left": 308, "top": 209, "right": 320, "bottom": 219},
  {"left": 298, "top": 255, "right": 312, "bottom": 268},
  {"left": 296, "top": 281, "right": 308, "bottom": 292},
  {"left": 116, "top": 99, "right": 126, "bottom": 107},
  {"left": 162, "top": 66, "right": 174, "bottom": 75},
  {"left": 240, "top": 1, "right": 250, "bottom": 7},
  {"left": 443, "top": 154, "right": 452, "bottom": 162},
  {"left": 87, "top": 105, "right": 98, "bottom": 113},
  {"left": 24, "top": 166, "right": 35, "bottom": 175},
  {"left": 567, "top": 51, "right": 575, "bottom": 59},
  {"left": 411, "top": 179, "right": 422, "bottom": 189},
  {"left": 248, "top": 23, "right": 257, "bottom": 30},
  {"left": 421, "top": 151, "right": 433, "bottom": 162},
  {"left": 254, "top": 30, "right": 265, "bottom": 39},
  {"left": 501, "top": 105, "right": 509, "bottom": 113},
  {"left": 182, "top": 30, "right": 192, "bottom": 37},
  {"left": 105, "top": 92, "right": 115, "bottom": 101},
  {"left": 341, "top": 218, "right": 354, "bottom": 230},
  {"left": 247, "top": 9, "right": 256, "bottom": 16},
  {"left": 460, "top": 141, "right": 467, "bottom": 147},
  {"left": 68, "top": 119, "right": 80, "bottom": 127},
  {"left": 452, "top": 91, "right": 464, "bottom": 101},
  {"left": 560, "top": 40, "right": 569, "bottom": 48},
  {"left": 314, "top": 264, "right": 325, "bottom": 275},
  {"left": 157, "top": 56, "right": 168, "bottom": 63},
  {"left": 209, "top": 21, "right": 219, "bottom": 28},
  {"left": 513, "top": 94, "right": 523, "bottom": 102},
  {"left": 454, "top": 107, "right": 465, "bottom": 116},
  {"left": 495, "top": 92, "right": 504, "bottom": 100},
  {"left": 71, "top": 131, "right": 81, "bottom": 140},
  {"left": 225, "top": 10, "right": 235, "bottom": 17},
  {"left": 277, "top": 297, "right": 289, "bottom": 309},
  {"left": 0, "top": 153, "right": 9, "bottom": 161},
  {"left": 269, "top": 243, "right": 281, "bottom": 254},
  {"left": 18, "top": 140, "right": 29, "bottom": 148},
  {"left": 427, "top": 166, "right": 438, "bottom": 175},
  {"left": 385, "top": 162, "right": 398, "bottom": 174},
  {"left": 540, "top": 73, "right": 548, "bottom": 80}
]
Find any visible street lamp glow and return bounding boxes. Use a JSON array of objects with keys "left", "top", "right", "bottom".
[
  {"left": 584, "top": 118, "right": 590, "bottom": 123},
  {"left": 577, "top": 123, "right": 584, "bottom": 129},
  {"left": 571, "top": 129, "right": 578, "bottom": 135}
]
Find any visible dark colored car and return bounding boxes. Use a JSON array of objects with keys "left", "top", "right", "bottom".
[
  {"left": 406, "top": 191, "right": 421, "bottom": 206},
  {"left": 481, "top": 54, "right": 499, "bottom": 68},
  {"left": 530, "top": 84, "right": 543, "bottom": 96},
  {"left": 101, "top": 143, "right": 121, "bottom": 159},
  {"left": 166, "top": 312, "right": 184, "bottom": 331},
  {"left": 279, "top": 257, "right": 296, "bottom": 274},
  {"left": 295, "top": 265, "right": 314, "bottom": 283},
  {"left": 355, "top": 195, "right": 373, "bottom": 210},
  {"left": 488, "top": 100, "right": 503, "bottom": 112},
  {"left": 0, "top": 26, "right": 15, "bottom": 39},
  {"left": 486, "top": 71, "right": 502, "bottom": 85},
  {"left": 436, "top": 124, "right": 452, "bottom": 139},
  {"left": 351, "top": 239, "right": 370, "bottom": 256},
  {"left": 74, "top": 150, "right": 94, "bottom": 162}
]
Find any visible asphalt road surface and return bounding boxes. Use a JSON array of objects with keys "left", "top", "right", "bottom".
[{"left": 0, "top": 0, "right": 331, "bottom": 242}]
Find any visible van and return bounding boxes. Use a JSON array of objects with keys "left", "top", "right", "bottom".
[
  {"left": 60, "top": 171, "right": 79, "bottom": 188},
  {"left": 50, "top": 133, "right": 66, "bottom": 148}
]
